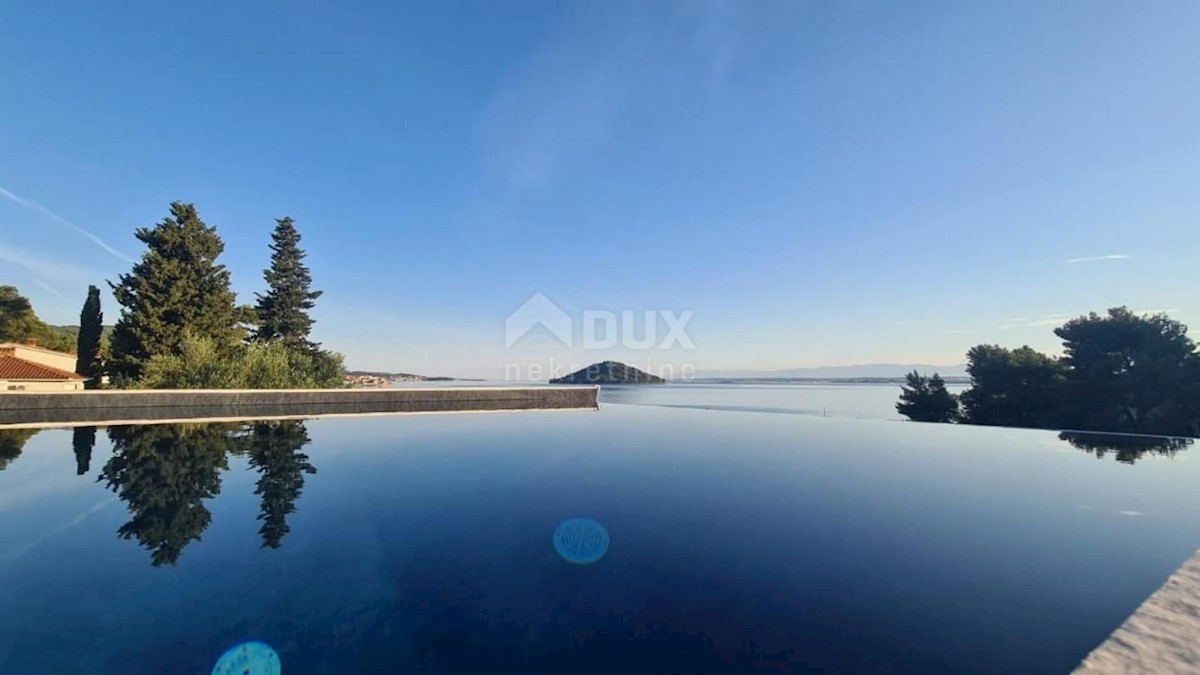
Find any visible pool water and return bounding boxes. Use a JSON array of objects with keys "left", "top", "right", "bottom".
[{"left": 0, "top": 405, "right": 1196, "bottom": 673}]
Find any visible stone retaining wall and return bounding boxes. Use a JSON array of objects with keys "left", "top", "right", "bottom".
[{"left": 0, "top": 387, "right": 598, "bottom": 426}]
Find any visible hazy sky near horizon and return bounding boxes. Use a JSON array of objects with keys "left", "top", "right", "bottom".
[{"left": 2, "top": 1, "right": 1197, "bottom": 378}]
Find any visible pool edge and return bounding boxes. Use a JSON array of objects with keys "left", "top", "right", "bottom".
[{"left": 1073, "top": 547, "right": 1200, "bottom": 673}]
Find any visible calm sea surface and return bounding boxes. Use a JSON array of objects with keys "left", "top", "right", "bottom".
[
  {"left": 597, "top": 381, "right": 965, "bottom": 419},
  {"left": 0, "top": 396, "right": 1195, "bottom": 673},
  {"left": 409, "top": 380, "right": 964, "bottom": 421}
]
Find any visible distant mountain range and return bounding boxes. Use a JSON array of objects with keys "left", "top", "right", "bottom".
[{"left": 695, "top": 363, "right": 968, "bottom": 380}]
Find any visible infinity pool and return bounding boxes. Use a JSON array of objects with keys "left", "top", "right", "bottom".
[{"left": 0, "top": 405, "right": 1196, "bottom": 673}]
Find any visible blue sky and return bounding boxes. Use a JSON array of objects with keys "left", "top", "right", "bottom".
[{"left": 1, "top": 0, "right": 1197, "bottom": 378}]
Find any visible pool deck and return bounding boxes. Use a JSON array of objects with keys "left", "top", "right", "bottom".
[
  {"left": 1074, "top": 547, "right": 1200, "bottom": 674},
  {"left": 0, "top": 386, "right": 598, "bottom": 427}
]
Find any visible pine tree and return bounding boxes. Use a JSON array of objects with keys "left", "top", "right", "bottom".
[
  {"left": 0, "top": 285, "right": 42, "bottom": 342},
  {"left": 109, "top": 202, "right": 239, "bottom": 381},
  {"left": 0, "top": 285, "right": 75, "bottom": 351},
  {"left": 254, "top": 217, "right": 323, "bottom": 351},
  {"left": 896, "top": 371, "right": 961, "bottom": 423},
  {"left": 76, "top": 285, "right": 104, "bottom": 387}
]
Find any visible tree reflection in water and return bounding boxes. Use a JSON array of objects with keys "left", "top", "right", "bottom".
[
  {"left": 1059, "top": 431, "right": 1193, "bottom": 464},
  {"left": 0, "top": 428, "right": 40, "bottom": 471},
  {"left": 72, "top": 426, "right": 96, "bottom": 475},
  {"left": 101, "top": 423, "right": 238, "bottom": 566},
  {"left": 247, "top": 421, "right": 316, "bottom": 549},
  {"left": 98, "top": 420, "right": 318, "bottom": 566}
]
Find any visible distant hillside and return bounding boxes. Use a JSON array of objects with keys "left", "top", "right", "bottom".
[
  {"left": 550, "top": 361, "right": 665, "bottom": 384},
  {"left": 696, "top": 363, "right": 968, "bottom": 380},
  {"left": 51, "top": 325, "right": 115, "bottom": 342},
  {"left": 345, "top": 370, "right": 480, "bottom": 382},
  {"left": 346, "top": 370, "right": 433, "bottom": 381}
]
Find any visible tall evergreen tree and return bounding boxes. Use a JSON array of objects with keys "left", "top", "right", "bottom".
[
  {"left": 253, "top": 217, "right": 322, "bottom": 351},
  {"left": 75, "top": 285, "right": 104, "bottom": 387},
  {"left": 109, "top": 202, "right": 239, "bottom": 381}
]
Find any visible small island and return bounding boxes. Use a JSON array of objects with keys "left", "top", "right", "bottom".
[{"left": 550, "top": 361, "right": 665, "bottom": 385}]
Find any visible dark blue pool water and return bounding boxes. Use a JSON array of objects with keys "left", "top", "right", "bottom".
[{"left": 0, "top": 405, "right": 1196, "bottom": 673}]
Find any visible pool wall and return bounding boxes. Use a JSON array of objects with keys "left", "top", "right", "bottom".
[
  {"left": 0, "top": 386, "right": 599, "bottom": 426},
  {"left": 1074, "top": 547, "right": 1200, "bottom": 673}
]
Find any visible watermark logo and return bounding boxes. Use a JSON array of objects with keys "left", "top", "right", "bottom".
[
  {"left": 505, "top": 292, "right": 695, "bottom": 350},
  {"left": 505, "top": 292, "right": 572, "bottom": 348}
]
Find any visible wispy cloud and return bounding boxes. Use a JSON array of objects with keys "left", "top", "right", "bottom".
[
  {"left": 999, "top": 314, "right": 1072, "bottom": 330},
  {"left": 30, "top": 278, "right": 68, "bottom": 300},
  {"left": 0, "top": 243, "right": 103, "bottom": 293},
  {"left": 1001, "top": 308, "right": 1180, "bottom": 330},
  {"left": 1065, "top": 254, "right": 1130, "bottom": 264},
  {"left": 0, "top": 186, "right": 136, "bottom": 263}
]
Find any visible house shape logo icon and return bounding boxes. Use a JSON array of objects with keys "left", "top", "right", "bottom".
[{"left": 505, "top": 292, "right": 573, "bottom": 348}]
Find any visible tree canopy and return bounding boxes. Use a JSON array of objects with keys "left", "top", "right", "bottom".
[
  {"left": 897, "top": 307, "right": 1199, "bottom": 437},
  {"left": 103, "top": 203, "right": 344, "bottom": 389},
  {"left": 896, "top": 371, "right": 960, "bottom": 423},
  {"left": 109, "top": 202, "right": 238, "bottom": 381},
  {"left": 254, "top": 217, "right": 323, "bottom": 352},
  {"left": 0, "top": 285, "right": 76, "bottom": 352},
  {"left": 959, "top": 345, "right": 1066, "bottom": 429},
  {"left": 1054, "top": 308, "right": 1196, "bottom": 435}
]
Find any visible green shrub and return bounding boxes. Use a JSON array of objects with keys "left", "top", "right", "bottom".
[{"left": 138, "top": 333, "right": 344, "bottom": 389}]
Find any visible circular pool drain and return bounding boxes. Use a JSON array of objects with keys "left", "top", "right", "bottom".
[
  {"left": 212, "top": 641, "right": 281, "bottom": 675},
  {"left": 553, "top": 517, "right": 610, "bottom": 564}
]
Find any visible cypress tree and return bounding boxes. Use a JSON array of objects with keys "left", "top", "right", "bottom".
[
  {"left": 253, "top": 217, "right": 323, "bottom": 351},
  {"left": 76, "top": 285, "right": 104, "bottom": 388},
  {"left": 109, "top": 202, "right": 238, "bottom": 381}
]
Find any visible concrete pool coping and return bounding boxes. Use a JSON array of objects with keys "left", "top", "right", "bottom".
[
  {"left": 0, "top": 386, "right": 599, "bottom": 427},
  {"left": 1074, "top": 548, "right": 1200, "bottom": 674}
]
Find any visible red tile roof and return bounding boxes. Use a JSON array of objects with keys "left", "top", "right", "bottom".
[{"left": 0, "top": 356, "right": 85, "bottom": 381}]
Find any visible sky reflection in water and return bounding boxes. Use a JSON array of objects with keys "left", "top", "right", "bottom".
[{"left": 0, "top": 404, "right": 1196, "bottom": 674}]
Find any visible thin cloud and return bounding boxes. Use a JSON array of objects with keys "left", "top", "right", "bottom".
[
  {"left": 0, "top": 186, "right": 136, "bottom": 263},
  {"left": 1065, "top": 254, "right": 1130, "bottom": 264},
  {"left": 1000, "top": 314, "right": 1072, "bottom": 330},
  {"left": 30, "top": 278, "right": 68, "bottom": 300},
  {"left": 0, "top": 242, "right": 102, "bottom": 293}
]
